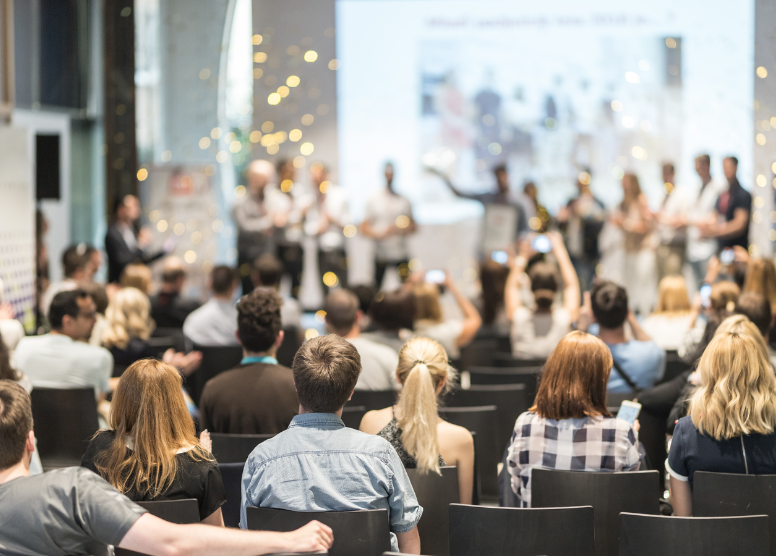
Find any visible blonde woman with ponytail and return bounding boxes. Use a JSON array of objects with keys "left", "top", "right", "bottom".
[{"left": 360, "top": 337, "right": 475, "bottom": 504}]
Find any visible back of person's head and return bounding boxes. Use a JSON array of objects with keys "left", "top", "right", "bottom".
[
  {"left": 292, "top": 334, "right": 361, "bottom": 413},
  {"left": 396, "top": 338, "right": 455, "bottom": 475},
  {"left": 690, "top": 315, "right": 776, "bottom": 440},
  {"left": 414, "top": 283, "right": 443, "bottom": 323},
  {"left": 325, "top": 289, "right": 359, "bottom": 335},
  {"left": 236, "top": 287, "right": 282, "bottom": 352},
  {"left": 81, "top": 282, "right": 109, "bottom": 315},
  {"left": 590, "top": 280, "right": 628, "bottom": 329},
  {"left": 0, "top": 380, "right": 33, "bottom": 470},
  {"left": 161, "top": 256, "right": 186, "bottom": 286},
  {"left": 710, "top": 281, "right": 740, "bottom": 313},
  {"left": 528, "top": 262, "right": 558, "bottom": 310},
  {"left": 655, "top": 275, "right": 691, "bottom": 314},
  {"left": 97, "top": 359, "right": 209, "bottom": 497},
  {"left": 370, "top": 289, "right": 415, "bottom": 331},
  {"left": 0, "top": 332, "right": 20, "bottom": 382},
  {"left": 211, "top": 265, "right": 237, "bottom": 296},
  {"left": 479, "top": 260, "right": 508, "bottom": 325},
  {"left": 49, "top": 289, "right": 89, "bottom": 330},
  {"left": 349, "top": 284, "right": 379, "bottom": 316},
  {"left": 252, "top": 254, "right": 283, "bottom": 288},
  {"left": 62, "top": 244, "right": 89, "bottom": 278},
  {"left": 734, "top": 293, "right": 772, "bottom": 338},
  {"left": 102, "top": 287, "right": 154, "bottom": 349},
  {"left": 743, "top": 258, "right": 776, "bottom": 313},
  {"left": 120, "top": 263, "right": 153, "bottom": 294},
  {"left": 533, "top": 331, "right": 612, "bottom": 420}
]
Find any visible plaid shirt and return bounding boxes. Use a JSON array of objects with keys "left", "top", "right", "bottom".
[{"left": 507, "top": 412, "right": 640, "bottom": 507}]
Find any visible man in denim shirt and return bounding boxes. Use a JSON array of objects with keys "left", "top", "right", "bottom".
[{"left": 240, "top": 335, "right": 422, "bottom": 554}]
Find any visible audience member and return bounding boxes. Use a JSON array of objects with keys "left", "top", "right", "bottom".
[
  {"left": 183, "top": 265, "right": 239, "bottom": 346},
  {"left": 102, "top": 287, "right": 158, "bottom": 366},
  {"left": 42, "top": 244, "right": 89, "bottom": 316},
  {"left": 82, "top": 282, "right": 110, "bottom": 346},
  {"left": 507, "top": 332, "right": 640, "bottom": 507},
  {"left": 679, "top": 280, "right": 739, "bottom": 365},
  {"left": 349, "top": 284, "right": 379, "bottom": 331},
  {"left": 742, "top": 257, "right": 776, "bottom": 347},
  {"left": 733, "top": 293, "right": 776, "bottom": 366},
  {"left": 199, "top": 288, "right": 298, "bottom": 434},
  {"left": 82, "top": 359, "right": 225, "bottom": 524},
  {"left": 251, "top": 253, "right": 302, "bottom": 329},
  {"left": 360, "top": 337, "right": 474, "bottom": 504},
  {"left": 325, "top": 289, "right": 399, "bottom": 390},
  {"left": 0, "top": 381, "right": 333, "bottom": 556},
  {"left": 478, "top": 259, "right": 509, "bottom": 331},
  {"left": 505, "top": 231, "right": 579, "bottom": 359},
  {"left": 0, "top": 297, "right": 24, "bottom": 355},
  {"left": 640, "top": 276, "right": 694, "bottom": 351},
  {"left": 105, "top": 194, "right": 165, "bottom": 284},
  {"left": 362, "top": 289, "right": 416, "bottom": 352},
  {"left": 14, "top": 289, "right": 113, "bottom": 400},
  {"left": 240, "top": 334, "right": 422, "bottom": 554},
  {"left": 413, "top": 272, "right": 482, "bottom": 360},
  {"left": 120, "top": 262, "right": 153, "bottom": 294},
  {"left": 150, "top": 256, "right": 201, "bottom": 329},
  {"left": 579, "top": 280, "right": 665, "bottom": 392},
  {"left": 83, "top": 245, "right": 102, "bottom": 283},
  {"left": 668, "top": 316, "right": 776, "bottom": 516}
]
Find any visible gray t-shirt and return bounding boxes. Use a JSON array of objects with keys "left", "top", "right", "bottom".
[
  {"left": 0, "top": 467, "right": 147, "bottom": 556},
  {"left": 348, "top": 336, "right": 399, "bottom": 391}
]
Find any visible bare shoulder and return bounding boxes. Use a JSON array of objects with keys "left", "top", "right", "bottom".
[
  {"left": 359, "top": 406, "right": 393, "bottom": 434},
  {"left": 438, "top": 419, "right": 474, "bottom": 448}
]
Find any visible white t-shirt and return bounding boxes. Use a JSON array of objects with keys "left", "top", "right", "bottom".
[
  {"left": 510, "top": 306, "right": 572, "bottom": 359},
  {"left": 414, "top": 319, "right": 464, "bottom": 359},
  {"left": 659, "top": 187, "right": 693, "bottom": 245},
  {"left": 687, "top": 178, "right": 726, "bottom": 262},
  {"left": 304, "top": 184, "right": 350, "bottom": 251},
  {"left": 183, "top": 298, "right": 239, "bottom": 347},
  {"left": 640, "top": 313, "right": 695, "bottom": 352},
  {"left": 348, "top": 336, "right": 400, "bottom": 391},
  {"left": 13, "top": 334, "right": 113, "bottom": 398},
  {"left": 364, "top": 188, "right": 413, "bottom": 262}
]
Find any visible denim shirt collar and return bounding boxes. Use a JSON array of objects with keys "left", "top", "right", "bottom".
[{"left": 289, "top": 412, "right": 345, "bottom": 429}]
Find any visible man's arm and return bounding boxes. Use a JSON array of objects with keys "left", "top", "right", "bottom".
[
  {"left": 712, "top": 207, "right": 749, "bottom": 239},
  {"left": 118, "top": 514, "right": 333, "bottom": 556},
  {"left": 626, "top": 312, "right": 652, "bottom": 342},
  {"left": 396, "top": 527, "right": 421, "bottom": 555}
]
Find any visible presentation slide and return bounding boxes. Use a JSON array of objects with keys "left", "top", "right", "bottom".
[{"left": 336, "top": 0, "right": 754, "bottom": 224}]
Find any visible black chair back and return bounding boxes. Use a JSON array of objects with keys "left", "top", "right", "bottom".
[
  {"left": 406, "top": 466, "right": 459, "bottom": 556},
  {"left": 661, "top": 350, "right": 690, "bottom": 383},
  {"left": 277, "top": 325, "right": 303, "bottom": 368},
  {"left": 531, "top": 469, "right": 660, "bottom": 556},
  {"left": 459, "top": 339, "right": 500, "bottom": 370},
  {"left": 694, "top": 472, "right": 776, "bottom": 556},
  {"left": 246, "top": 506, "right": 390, "bottom": 556},
  {"left": 191, "top": 344, "right": 244, "bottom": 404},
  {"left": 341, "top": 405, "right": 367, "bottom": 429},
  {"left": 218, "top": 462, "right": 244, "bottom": 528},
  {"left": 448, "top": 503, "right": 595, "bottom": 556},
  {"left": 491, "top": 353, "right": 545, "bottom": 368},
  {"left": 468, "top": 366, "right": 542, "bottom": 400},
  {"left": 348, "top": 389, "right": 397, "bottom": 412},
  {"left": 438, "top": 406, "right": 498, "bottom": 501},
  {"left": 210, "top": 432, "right": 275, "bottom": 464},
  {"left": 619, "top": 512, "right": 769, "bottom": 556},
  {"left": 444, "top": 384, "right": 528, "bottom": 448},
  {"left": 115, "top": 499, "right": 200, "bottom": 556},
  {"left": 152, "top": 327, "right": 187, "bottom": 351},
  {"left": 30, "top": 388, "right": 99, "bottom": 469}
]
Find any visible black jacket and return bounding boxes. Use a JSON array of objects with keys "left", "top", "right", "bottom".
[{"left": 105, "top": 223, "right": 164, "bottom": 283}]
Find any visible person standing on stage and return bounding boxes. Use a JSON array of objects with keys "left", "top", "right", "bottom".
[
  {"left": 105, "top": 195, "right": 165, "bottom": 284},
  {"left": 686, "top": 154, "right": 726, "bottom": 286},
  {"left": 656, "top": 162, "right": 692, "bottom": 280},
  {"left": 362, "top": 162, "right": 417, "bottom": 288},
  {"left": 305, "top": 163, "right": 350, "bottom": 295},
  {"left": 232, "top": 160, "right": 278, "bottom": 294},
  {"left": 699, "top": 156, "right": 752, "bottom": 252}
]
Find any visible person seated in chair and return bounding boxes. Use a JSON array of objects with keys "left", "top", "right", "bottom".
[
  {"left": 240, "top": 334, "right": 422, "bottom": 554},
  {"left": 0, "top": 380, "right": 333, "bottom": 556},
  {"left": 183, "top": 265, "right": 240, "bottom": 347},
  {"left": 150, "top": 256, "right": 201, "bottom": 329}
]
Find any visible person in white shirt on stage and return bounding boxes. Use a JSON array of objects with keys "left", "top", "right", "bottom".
[
  {"left": 686, "top": 154, "right": 726, "bottom": 287},
  {"left": 362, "top": 163, "right": 417, "bottom": 288},
  {"left": 656, "top": 163, "right": 693, "bottom": 281}
]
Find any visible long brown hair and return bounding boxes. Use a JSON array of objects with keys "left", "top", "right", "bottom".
[
  {"left": 532, "top": 331, "right": 612, "bottom": 420},
  {"left": 743, "top": 258, "right": 776, "bottom": 315},
  {"left": 620, "top": 173, "right": 642, "bottom": 209},
  {"left": 654, "top": 275, "right": 691, "bottom": 314},
  {"left": 95, "top": 359, "right": 211, "bottom": 497}
]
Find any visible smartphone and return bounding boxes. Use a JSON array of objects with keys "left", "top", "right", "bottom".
[
  {"left": 700, "top": 283, "right": 712, "bottom": 309},
  {"left": 425, "top": 269, "right": 446, "bottom": 284},
  {"left": 491, "top": 250, "right": 508, "bottom": 265},
  {"left": 532, "top": 234, "right": 552, "bottom": 254},
  {"left": 617, "top": 400, "right": 642, "bottom": 424},
  {"left": 720, "top": 248, "right": 735, "bottom": 266}
]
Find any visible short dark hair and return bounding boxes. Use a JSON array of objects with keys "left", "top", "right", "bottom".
[
  {"left": 162, "top": 266, "right": 185, "bottom": 284},
  {"left": 275, "top": 158, "right": 289, "bottom": 175},
  {"left": 252, "top": 254, "right": 283, "bottom": 288},
  {"left": 591, "top": 280, "right": 629, "bottom": 329},
  {"left": 662, "top": 162, "right": 675, "bottom": 174},
  {"left": 292, "top": 335, "right": 361, "bottom": 413},
  {"left": 81, "top": 282, "right": 109, "bottom": 315},
  {"left": 325, "top": 290, "right": 359, "bottom": 333},
  {"left": 696, "top": 154, "right": 710, "bottom": 167},
  {"left": 211, "top": 266, "right": 236, "bottom": 295},
  {"left": 370, "top": 289, "right": 415, "bottom": 331},
  {"left": 528, "top": 263, "right": 558, "bottom": 310},
  {"left": 237, "top": 288, "right": 282, "bottom": 352},
  {"left": 725, "top": 156, "right": 739, "bottom": 167},
  {"left": 735, "top": 293, "right": 772, "bottom": 338},
  {"left": 49, "top": 289, "right": 90, "bottom": 329},
  {"left": 0, "top": 380, "right": 33, "bottom": 470},
  {"left": 493, "top": 163, "right": 507, "bottom": 175},
  {"left": 62, "top": 245, "right": 89, "bottom": 278},
  {"left": 349, "top": 285, "right": 378, "bottom": 315}
]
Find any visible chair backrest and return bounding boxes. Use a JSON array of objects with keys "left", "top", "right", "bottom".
[
  {"left": 531, "top": 469, "right": 660, "bottom": 556},
  {"left": 491, "top": 353, "right": 546, "bottom": 368},
  {"left": 191, "top": 344, "right": 244, "bottom": 404},
  {"left": 218, "top": 462, "right": 244, "bottom": 528},
  {"left": 694, "top": 472, "right": 776, "bottom": 556},
  {"left": 619, "top": 513, "right": 769, "bottom": 556},
  {"left": 459, "top": 339, "right": 500, "bottom": 370},
  {"left": 30, "top": 388, "right": 99, "bottom": 468},
  {"left": 210, "top": 432, "right": 275, "bottom": 464},
  {"left": 115, "top": 499, "right": 200, "bottom": 556},
  {"left": 444, "top": 384, "right": 528, "bottom": 448},
  {"left": 277, "top": 325, "right": 303, "bottom": 368},
  {"left": 448, "top": 503, "right": 595, "bottom": 556},
  {"left": 663, "top": 350, "right": 690, "bottom": 383},
  {"left": 341, "top": 405, "right": 367, "bottom": 429},
  {"left": 468, "top": 366, "right": 542, "bottom": 400},
  {"left": 348, "top": 389, "right": 397, "bottom": 412},
  {"left": 406, "top": 466, "right": 459, "bottom": 556},
  {"left": 246, "top": 506, "right": 391, "bottom": 556},
  {"left": 152, "top": 327, "right": 187, "bottom": 352},
  {"left": 438, "top": 406, "right": 498, "bottom": 500}
]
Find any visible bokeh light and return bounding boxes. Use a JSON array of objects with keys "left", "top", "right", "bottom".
[
  {"left": 300, "top": 142, "right": 314, "bottom": 155},
  {"left": 137, "top": 168, "right": 148, "bottom": 181},
  {"left": 229, "top": 140, "right": 242, "bottom": 153},
  {"left": 395, "top": 215, "right": 410, "bottom": 228},
  {"left": 293, "top": 156, "right": 306, "bottom": 168},
  {"left": 343, "top": 224, "right": 357, "bottom": 237},
  {"left": 301, "top": 114, "right": 314, "bottom": 125},
  {"left": 280, "top": 179, "right": 293, "bottom": 192},
  {"left": 328, "top": 59, "right": 340, "bottom": 70},
  {"left": 254, "top": 52, "right": 267, "bottom": 63},
  {"left": 304, "top": 50, "right": 318, "bottom": 62},
  {"left": 234, "top": 185, "right": 246, "bottom": 198},
  {"left": 289, "top": 129, "right": 302, "bottom": 142},
  {"left": 757, "top": 66, "right": 768, "bottom": 78},
  {"left": 314, "top": 310, "right": 327, "bottom": 324},
  {"left": 216, "top": 151, "right": 228, "bottom": 163},
  {"left": 268, "top": 93, "right": 281, "bottom": 105},
  {"left": 199, "top": 137, "right": 210, "bottom": 149},
  {"left": 252, "top": 34, "right": 263, "bottom": 45},
  {"left": 262, "top": 121, "right": 274, "bottom": 133},
  {"left": 322, "top": 272, "right": 339, "bottom": 287},
  {"left": 174, "top": 223, "right": 185, "bottom": 236},
  {"left": 249, "top": 130, "right": 262, "bottom": 143},
  {"left": 184, "top": 250, "right": 197, "bottom": 264},
  {"left": 157, "top": 220, "right": 168, "bottom": 232},
  {"left": 286, "top": 75, "right": 300, "bottom": 87}
]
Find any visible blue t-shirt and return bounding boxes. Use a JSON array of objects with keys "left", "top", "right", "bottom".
[
  {"left": 606, "top": 340, "right": 666, "bottom": 393},
  {"left": 667, "top": 416, "right": 776, "bottom": 488}
]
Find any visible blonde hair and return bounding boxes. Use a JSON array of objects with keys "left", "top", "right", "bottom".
[
  {"left": 690, "top": 315, "right": 776, "bottom": 440},
  {"left": 743, "top": 258, "right": 776, "bottom": 315},
  {"left": 396, "top": 337, "right": 456, "bottom": 475},
  {"left": 654, "top": 276, "right": 691, "bottom": 314},
  {"left": 102, "top": 287, "right": 155, "bottom": 349},
  {"left": 414, "top": 283, "right": 443, "bottom": 323},
  {"left": 120, "top": 263, "right": 153, "bottom": 294},
  {"left": 710, "top": 281, "right": 740, "bottom": 313}
]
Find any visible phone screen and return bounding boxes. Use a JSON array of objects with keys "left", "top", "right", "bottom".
[
  {"left": 532, "top": 235, "right": 552, "bottom": 253},
  {"left": 425, "top": 269, "right": 446, "bottom": 284},
  {"left": 491, "top": 250, "right": 508, "bottom": 264},
  {"left": 700, "top": 284, "right": 712, "bottom": 309},
  {"left": 617, "top": 401, "right": 642, "bottom": 424},
  {"left": 720, "top": 248, "right": 735, "bottom": 265}
]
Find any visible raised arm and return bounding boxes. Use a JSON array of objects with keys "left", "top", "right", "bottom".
[
  {"left": 444, "top": 271, "right": 482, "bottom": 347},
  {"left": 547, "top": 231, "right": 580, "bottom": 322},
  {"left": 505, "top": 240, "right": 532, "bottom": 320},
  {"left": 626, "top": 312, "right": 653, "bottom": 342}
]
